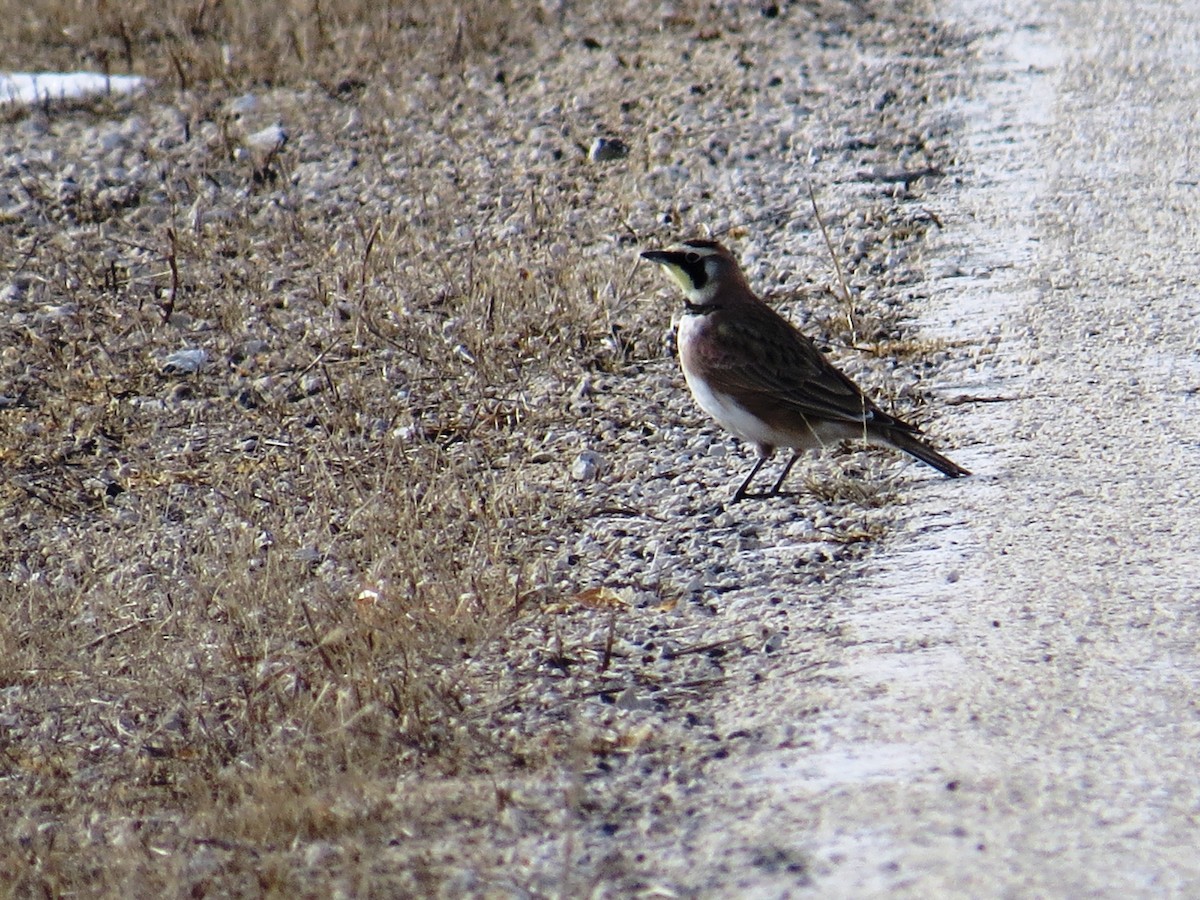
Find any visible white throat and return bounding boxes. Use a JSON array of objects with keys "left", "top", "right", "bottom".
[
  {"left": 668, "top": 270, "right": 719, "bottom": 307},
  {"left": 683, "top": 279, "right": 720, "bottom": 307}
]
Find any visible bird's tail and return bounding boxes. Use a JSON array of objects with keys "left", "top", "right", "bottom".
[{"left": 886, "top": 430, "right": 971, "bottom": 478}]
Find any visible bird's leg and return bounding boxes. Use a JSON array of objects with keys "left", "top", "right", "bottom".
[
  {"left": 768, "top": 451, "right": 802, "bottom": 496},
  {"left": 732, "top": 453, "right": 771, "bottom": 503}
]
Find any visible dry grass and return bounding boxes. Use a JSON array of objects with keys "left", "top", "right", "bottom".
[
  {"left": 1, "top": 5, "right": 609, "bottom": 893},
  {"left": 0, "top": 0, "right": 541, "bottom": 87},
  {"left": 0, "top": 0, "right": 965, "bottom": 893}
]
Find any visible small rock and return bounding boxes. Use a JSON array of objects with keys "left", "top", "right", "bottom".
[
  {"left": 243, "top": 123, "right": 288, "bottom": 155},
  {"left": 162, "top": 348, "right": 210, "bottom": 375},
  {"left": 571, "top": 450, "right": 606, "bottom": 482},
  {"left": 1, "top": 278, "right": 30, "bottom": 303},
  {"left": 588, "top": 136, "right": 630, "bottom": 162},
  {"left": 303, "top": 840, "right": 340, "bottom": 869},
  {"left": 230, "top": 339, "right": 269, "bottom": 365},
  {"left": 227, "top": 93, "right": 259, "bottom": 118},
  {"left": 614, "top": 686, "right": 656, "bottom": 712}
]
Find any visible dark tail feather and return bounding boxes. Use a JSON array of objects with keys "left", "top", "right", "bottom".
[{"left": 887, "top": 430, "right": 971, "bottom": 478}]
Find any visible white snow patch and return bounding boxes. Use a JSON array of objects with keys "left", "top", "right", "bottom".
[{"left": 0, "top": 71, "right": 146, "bottom": 106}]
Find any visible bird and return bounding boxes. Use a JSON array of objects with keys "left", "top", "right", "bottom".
[{"left": 640, "top": 238, "right": 969, "bottom": 502}]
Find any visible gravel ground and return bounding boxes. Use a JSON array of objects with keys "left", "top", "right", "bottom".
[
  {"left": 417, "top": 5, "right": 978, "bottom": 893},
  {"left": 0, "top": 1, "right": 989, "bottom": 895}
]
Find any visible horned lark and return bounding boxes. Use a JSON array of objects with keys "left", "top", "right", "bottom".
[{"left": 641, "top": 239, "right": 969, "bottom": 502}]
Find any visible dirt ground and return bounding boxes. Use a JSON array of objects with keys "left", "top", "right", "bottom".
[{"left": 5, "top": 0, "right": 1197, "bottom": 895}]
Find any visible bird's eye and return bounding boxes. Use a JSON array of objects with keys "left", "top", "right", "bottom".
[{"left": 684, "top": 252, "right": 701, "bottom": 263}]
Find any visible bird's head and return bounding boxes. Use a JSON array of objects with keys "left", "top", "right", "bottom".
[{"left": 640, "top": 239, "right": 745, "bottom": 309}]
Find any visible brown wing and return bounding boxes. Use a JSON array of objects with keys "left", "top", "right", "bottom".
[{"left": 699, "top": 303, "right": 921, "bottom": 435}]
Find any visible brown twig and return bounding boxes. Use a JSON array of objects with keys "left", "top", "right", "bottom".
[{"left": 163, "top": 226, "right": 180, "bottom": 322}]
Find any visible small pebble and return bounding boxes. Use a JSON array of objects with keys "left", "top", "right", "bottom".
[
  {"left": 589, "top": 136, "right": 630, "bottom": 162},
  {"left": 244, "top": 123, "right": 288, "bottom": 154},
  {"left": 571, "top": 450, "right": 606, "bottom": 482},
  {"left": 162, "top": 348, "right": 210, "bottom": 375},
  {"left": 614, "top": 686, "right": 655, "bottom": 711}
]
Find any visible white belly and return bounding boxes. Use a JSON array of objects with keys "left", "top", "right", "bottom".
[
  {"left": 681, "top": 365, "right": 802, "bottom": 450},
  {"left": 677, "top": 315, "right": 855, "bottom": 452}
]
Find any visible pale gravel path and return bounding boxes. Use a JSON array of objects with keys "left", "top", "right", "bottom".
[{"left": 664, "top": 0, "right": 1200, "bottom": 895}]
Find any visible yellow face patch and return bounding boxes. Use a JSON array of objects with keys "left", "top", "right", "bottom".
[{"left": 662, "top": 263, "right": 695, "bottom": 293}]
